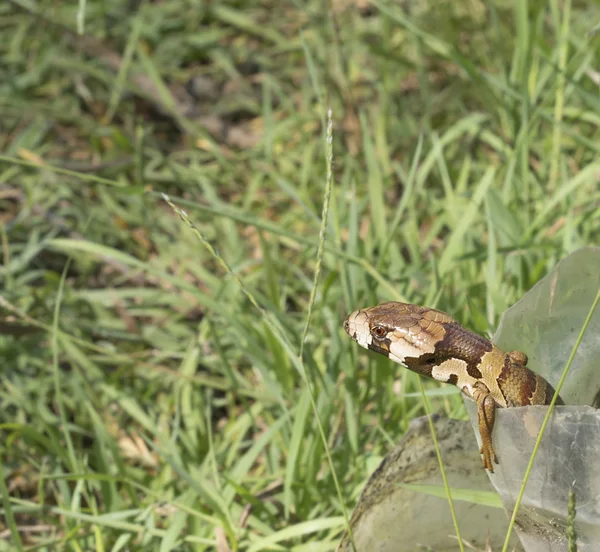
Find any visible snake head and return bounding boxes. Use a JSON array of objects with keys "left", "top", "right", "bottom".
[{"left": 344, "top": 301, "right": 455, "bottom": 366}]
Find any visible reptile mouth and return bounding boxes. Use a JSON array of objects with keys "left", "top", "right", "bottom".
[
  {"left": 343, "top": 317, "right": 351, "bottom": 336},
  {"left": 344, "top": 310, "right": 373, "bottom": 349},
  {"left": 344, "top": 310, "right": 361, "bottom": 338}
]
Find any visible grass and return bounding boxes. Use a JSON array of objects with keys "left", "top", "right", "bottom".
[{"left": 1, "top": 1, "right": 600, "bottom": 550}]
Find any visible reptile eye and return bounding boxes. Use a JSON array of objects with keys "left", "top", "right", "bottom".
[{"left": 371, "top": 326, "right": 387, "bottom": 338}]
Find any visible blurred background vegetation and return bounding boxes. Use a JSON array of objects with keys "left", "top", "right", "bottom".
[{"left": 1, "top": 0, "right": 599, "bottom": 550}]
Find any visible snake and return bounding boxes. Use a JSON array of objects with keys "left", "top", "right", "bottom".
[{"left": 344, "top": 301, "right": 564, "bottom": 472}]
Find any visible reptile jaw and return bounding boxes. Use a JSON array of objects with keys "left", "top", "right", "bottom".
[{"left": 344, "top": 310, "right": 372, "bottom": 349}]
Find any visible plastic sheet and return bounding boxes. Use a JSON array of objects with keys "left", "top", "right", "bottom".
[
  {"left": 337, "top": 416, "right": 521, "bottom": 551},
  {"left": 465, "top": 246, "right": 600, "bottom": 551}
]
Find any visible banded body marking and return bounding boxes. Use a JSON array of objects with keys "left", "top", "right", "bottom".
[{"left": 344, "top": 301, "right": 563, "bottom": 471}]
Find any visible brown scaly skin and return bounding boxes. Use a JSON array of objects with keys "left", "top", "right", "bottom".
[{"left": 344, "top": 301, "right": 563, "bottom": 472}]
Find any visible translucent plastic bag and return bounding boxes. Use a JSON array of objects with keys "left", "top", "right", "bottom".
[{"left": 465, "top": 246, "right": 600, "bottom": 550}]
